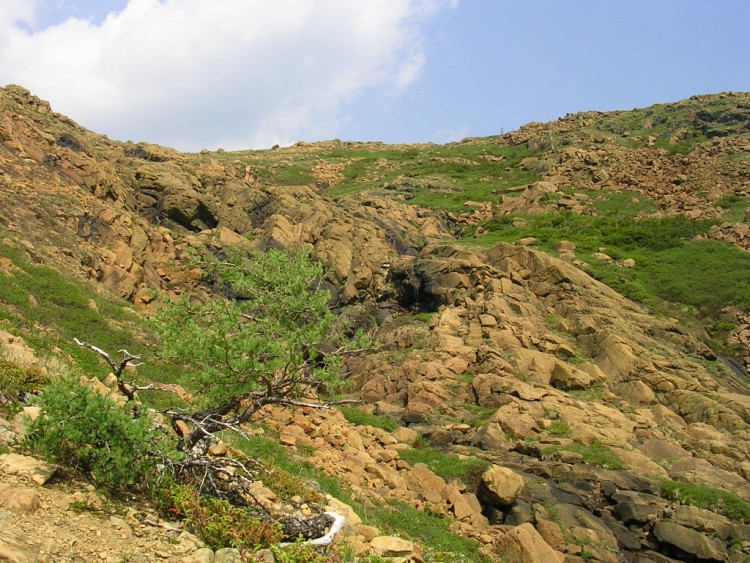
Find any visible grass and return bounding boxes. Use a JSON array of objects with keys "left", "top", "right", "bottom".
[
  {"left": 466, "top": 212, "right": 715, "bottom": 254},
  {"left": 660, "top": 480, "right": 750, "bottom": 523},
  {"left": 339, "top": 406, "right": 398, "bottom": 432},
  {"left": 217, "top": 138, "right": 541, "bottom": 213},
  {"left": 545, "top": 421, "right": 571, "bottom": 437},
  {"left": 0, "top": 240, "right": 185, "bottom": 403},
  {"left": 396, "top": 446, "right": 490, "bottom": 490},
  {"left": 465, "top": 209, "right": 750, "bottom": 352},
  {"left": 568, "top": 385, "right": 605, "bottom": 402},
  {"left": 541, "top": 441, "right": 625, "bottom": 470},
  {"left": 594, "top": 95, "right": 749, "bottom": 154},
  {"left": 360, "top": 500, "right": 487, "bottom": 562}
]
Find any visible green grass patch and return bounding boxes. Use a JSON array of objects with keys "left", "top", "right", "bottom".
[
  {"left": 545, "top": 421, "right": 571, "bottom": 437},
  {"left": 542, "top": 441, "right": 624, "bottom": 469},
  {"left": 568, "top": 385, "right": 605, "bottom": 402},
  {"left": 466, "top": 211, "right": 750, "bottom": 345},
  {"left": 660, "top": 480, "right": 750, "bottom": 523},
  {"left": 339, "top": 406, "right": 398, "bottom": 432},
  {"left": 467, "top": 213, "right": 714, "bottom": 254},
  {"left": 220, "top": 138, "right": 541, "bottom": 213},
  {"left": 396, "top": 447, "right": 490, "bottom": 489},
  {"left": 359, "top": 500, "right": 487, "bottom": 562}
]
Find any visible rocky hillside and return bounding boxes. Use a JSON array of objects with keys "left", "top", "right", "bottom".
[{"left": 1, "top": 84, "right": 750, "bottom": 562}]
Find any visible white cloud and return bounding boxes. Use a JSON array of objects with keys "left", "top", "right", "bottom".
[{"left": 0, "top": 0, "right": 455, "bottom": 150}]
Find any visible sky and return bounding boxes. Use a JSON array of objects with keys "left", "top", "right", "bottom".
[{"left": 0, "top": 0, "right": 748, "bottom": 152}]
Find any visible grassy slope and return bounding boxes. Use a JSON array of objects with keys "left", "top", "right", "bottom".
[{"left": 216, "top": 139, "right": 541, "bottom": 212}]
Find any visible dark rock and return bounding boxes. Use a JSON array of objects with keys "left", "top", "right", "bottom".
[
  {"left": 503, "top": 499, "right": 534, "bottom": 526},
  {"left": 600, "top": 480, "right": 617, "bottom": 499},
  {"left": 601, "top": 513, "right": 643, "bottom": 551},
  {"left": 653, "top": 521, "right": 727, "bottom": 562}
]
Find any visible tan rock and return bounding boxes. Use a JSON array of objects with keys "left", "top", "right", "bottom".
[
  {"left": 11, "top": 406, "right": 39, "bottom": 437},
  {"left": 653, "top": 521, "right": 726, "bottom": 562},
  {"left": 496, "top": 522, "right": 560, "bottom": 562},
  {"left": 356, "top": 524, "right": 380, "bottom": 542},
  {"left": 405, "top": 463, "right": 447, "bottom": 504},
  {"left": 0, "top": 454, "right": 56, "bottom": 485},
  {"left": 0, "top": 485, "right": 40, "bottom": 513},
  {"left": 370, "top": 535, "right": 415, "bottom": 557},
  {"left": 182, "top": 548, "right": 216, "bottom": 562},
  {"left": 549, "top": 362, "right": 599, "bottom": 391},
  {"left": 391, "top": 426, "right": 419, "bottom": 444},
  {"left": 480, "top": 465, "right": 524, "bottom": 506},
  {"left": 488, "top": 402, "right": 539, "bottom": 439},
  {"left": 535, "top": 518, "right": 565, "bottom": 550},
  {"left": 326, "top": 495, "right": 362, "bottom": 527}
]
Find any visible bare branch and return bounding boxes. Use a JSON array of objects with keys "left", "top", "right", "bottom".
[{"left": 74, "top": 338, "right": 118, "bottom": 373}]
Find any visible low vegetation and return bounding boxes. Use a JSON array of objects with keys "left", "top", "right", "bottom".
[
  {"left": 339, "top": 406, "right": 399, "bottom": 432},
  {"left": 26, "top": 375, "right": 174, "bottom": 490},
  {"left": 466, "top": 207, "right": 750, "bottom": 352},
  {"left": 660, "top": 480, "right": 750, "bottom": 524},
  {"left": 541, "top": 441, "right": 625, "bottom": 470},
  {"left": 217, "top": 138, "right": 541, "bottom": 212},
  {"left": 397, "top": 446, "right": 491, "bottom": 489}
]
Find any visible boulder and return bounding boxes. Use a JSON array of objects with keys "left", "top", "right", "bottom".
[
  {"left": 0, "top": 454, "right": 56, "bottom": 485},
  {"left": 612, "top": 492, "right": 667, "bottom": 524},
  {"left": 670, "top": 505, "right": 733, "bottom": 540},
  {"left": 479, "top": 465, "right": 524, "bottom": 506},
  {"left": 0, "top": 485, "right": 41, "bottom": 513},
  {"left": 653, "top": 521, "right": 727, "bottom": 562},
  {"left": 496, "top": 522, "right": 561, "bottom": 563},
  {"left": 370, "top": 535, "right": 416, "bottom": 558}
]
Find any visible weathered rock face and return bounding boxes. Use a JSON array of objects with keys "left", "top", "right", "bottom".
[{"left": 0, "top": 85, "right": 450, "bottom": 307}]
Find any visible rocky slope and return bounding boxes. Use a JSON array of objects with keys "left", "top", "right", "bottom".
[{"left": 1, "top": 84, "right": 750, "bottom": 561}]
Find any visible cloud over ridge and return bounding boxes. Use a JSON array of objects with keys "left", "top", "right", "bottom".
[{"left": 0, "top": 0, "right": 454, "bottom": 150}]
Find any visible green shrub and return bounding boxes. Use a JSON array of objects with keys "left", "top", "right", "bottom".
[
  {"left": 271, "top": 540, "right": 333, "bottom": 563},
  {"left": 546, "top": 421, "right": 571, "bottom": 437},
  {"left": 164, "top": 483, "right": 283, "bottom": 550},
  {"left": 27, "top": 375, "right": 174, "bottom": 490},
  {"left": 0, "top": 358, "right": 50, "bottom": 397},
  {"left": 361, "top": 500, "right": 486, "bottom": 561}
]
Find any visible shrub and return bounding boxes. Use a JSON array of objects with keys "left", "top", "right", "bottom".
[
  {"left": 541, "top": 441, "right": 624, "bottom": 469},
  {"left": 0, "top": 358, "right": 49, "bottom": 398},
  {"left": 164, "top": 483, "right": 283, "bottom": 550},
  {"left": 27, "top": 375, "right": 173, "bottom": 490},
  {"left": 546, "top": 421, "right": 571, "bottom": 437}
]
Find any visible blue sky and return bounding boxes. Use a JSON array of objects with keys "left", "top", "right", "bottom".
[{"left": 0, "top": 1, "right": 748, "bottom": 151}]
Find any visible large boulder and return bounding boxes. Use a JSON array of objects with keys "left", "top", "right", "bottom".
[
  {"left": 478, "top": 465, "right": 524, "bottom": 506},
  {"left": 496, "top": 522, "right": 560, "bottom": 563},
  {"left": 653, "top": 521, "right": 727, "bottom": 562}
]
